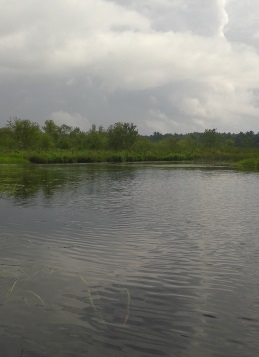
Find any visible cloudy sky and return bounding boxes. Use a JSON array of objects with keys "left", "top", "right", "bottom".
[{"left": 1, "top": 0, "right": 259, "bottom": 134}]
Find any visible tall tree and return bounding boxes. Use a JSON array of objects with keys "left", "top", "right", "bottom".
[
  {"left": 107, "top": 122, "right": 138, "bottom": 150},
  {"left": 7, "top": 117, "right": 41, "bottom": 150},
  {"left": 202, "top": 128, "right": 221, "bottom": 150}
]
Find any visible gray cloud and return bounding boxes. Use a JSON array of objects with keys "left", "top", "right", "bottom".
[
  {"left": 108, "top": 0, "right": 228, "bottom": 35},
  {"left": 224, "top": 0, "right": 259, "bottom": 50},
  {"left": 0, "top": 0, "right": 259, "bottom": 134}
]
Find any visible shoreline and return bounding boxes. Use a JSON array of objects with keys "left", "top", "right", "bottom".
[{"left": 0, "top": 151, "right": 258, "bottom": 170}]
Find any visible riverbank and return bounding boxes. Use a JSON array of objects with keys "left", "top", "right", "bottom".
[
  {"left": 0, "top": 150, "right": 193, "bottom": 164},
  {"left": 0, "top": 149, "right": 258, "bottom": 169}
]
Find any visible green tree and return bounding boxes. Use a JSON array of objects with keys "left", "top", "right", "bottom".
[
  {"left": 42, "top": 120, "right": 60, "bottom": 145},
  {"left": 68, "top": 127, "right": 84, "bottom": 149},
  {"left": 57, "top": 124, "right": 74, "bottom": 149},
  {"left": 83, "top": 124, "right": 107, "bottom": 150},
  {"left": 243, "top": 131, "right": 255, "bottom": 148},
  {"left": 202, "top": 128, "right": 221, "bottom": 150},
  {"left": 150, "top": 132, "right": 164, "bottom": 141},
  {"left": 132, "top": 136, "right": 153, "bottom": 153},
  {"left": 7, "top": 117, "right": 41, "bottom": 150},
  {"left": 107, "top": 122, "right": 138, "bottom": 150},
  {"left": 0, "top": 127, "right": 15, "bottom": 150},
  {"left": 42, "top": 120, "right": 74, "bottom": 149},
  {"left": 177, "top": 137, "right": 199, "bottom": 152}
]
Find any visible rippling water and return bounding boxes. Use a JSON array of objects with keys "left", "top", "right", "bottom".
[{"left": 0, "top": 164, "right": 259, "bottom": 357}]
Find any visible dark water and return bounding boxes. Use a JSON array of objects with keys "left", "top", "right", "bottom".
[{"left": 0, "top": 163, "right": 259, "bottom": 357}]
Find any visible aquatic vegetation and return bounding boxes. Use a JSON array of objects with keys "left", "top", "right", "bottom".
[
  {"left": 6, "top": 273, "right": 24, "bottom": 299},
  {"left": 1, "top": 259, "right": 132, "bottom": 331},
  {"left": 123, "top": 288, "right": 131, "bottom": 325},
  {"left": 6, "top": 278, "right": 19, "bottom": 297},
  {"left": 1, "top": 146, "right": 259, "bottom": 166},
  {"left": 79, "top": 276, "right": 131, "bottom": 326},
  {"left": 80, "top": 276, "right": 96, "bottom": 310},
  {"left": 235, "top": 157, "right": 259, "bottom": 169},
  {"left": 1, "top": 119, "right": 259, "bottom": 166},
  {"left": 80, "top": 276, "right": 106, "bottom": 325},
  {"left": 27, "top": 290, "right": 45, "bottom": 307},
  {"left": 0, "top": 153, "right": 28, "bottom": 164}
]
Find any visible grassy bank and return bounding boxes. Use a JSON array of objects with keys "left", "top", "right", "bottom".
[
  {"left": 27, "top": 150, "right": 195, "bottom": 164},
  {"left": 0, "top": 150, "right": 194, "bottom": 164},
  {"left": 235, "top": 157, "right": 259, "bottom": 170},
  {"left": 0, "top": 149, "right": 258, "bottom": 168},
  {"left": 0, "top": 153, "right": 28, "bottom": 164}
]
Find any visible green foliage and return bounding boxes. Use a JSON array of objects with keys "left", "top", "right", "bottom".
[
  {"left": 107, "top": 122, "right": 138, "bottom": 150},
  {"left": 202, "top": 128, "right": 221, "bottom": 150},
  {"left": 42, "top": 120, "right": 60, "bottom": 143},
  {"left": 42, "top": 120, "right": 77, "bottom": 149},
  {"left": 131, "top": 136, "right": 153, "bottom": 152},
  {"left": 150, "top": 132, "right": 164, "bottom": 141},
  {"left": 83, "top": 125, "right": 107, "bottom": 150},
  {"left": 0, "top": 127, "right": 15, "bottom": 150},
  {"left": 7, "top": 117, "right": 41, "bottom": 150},
  {"left": 236, "top": 157, "right": 259, "bottom": 169},
  {"left": 1, "top": 118, "right": 259, "bottom": 166},
  {"left": 0, "top": 153, "right": 28, "bottom": 164}
]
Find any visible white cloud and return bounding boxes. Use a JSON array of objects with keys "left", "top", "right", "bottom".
[
  {"left": 0, "top": 0, "right": 151, "bottom": 76},
  {"left": 48, "top": 111, "right": 91, "bottom": 131},
  {"left": 180, "top": 98, "right": 207, "bottom": 117},
  {"left": 2, "top": 7, "right": 259, "bottom": 91},
  {"left": 145, "top": 109, "right": 179, "bottom": 134},
  {"left": 0, "top": 0, "right": 259, "bottom": 133}
]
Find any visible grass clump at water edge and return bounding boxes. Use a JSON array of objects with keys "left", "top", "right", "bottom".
[
  {"left": 235, "top": 157, "right": 259, "bottom": 170},
  {"left": 0, "top": 153, "right": 28, "bottom": 164}
]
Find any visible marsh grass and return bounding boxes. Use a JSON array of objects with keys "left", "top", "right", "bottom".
[
  {"left": 0, "top": 153, "right": 28, "bottom": 164},
  {"left": 80, "top": 276, "right": 97, "bottom": 310},
  {"left": 6, "top": 273, "right": 24, "bottom": 299},
  {"left": 80, "top": 276, "right": 106, "bottom": 326},
  {"left": 1, "top": 262, "right": 131, "bottom": 329},
  {"left": 26, "top": 149, "right": 194, "bottom": 164},
  {"left": 79, "top": 276, "right": 131, "bottom": 326},
  {"left": 4, "top": 271, "right": 45, "bottom": 310},
  {"left": 23, "top": 296, "right": 29, "bottom": 307},
  {"left": 27, "top": 290, "right": 45, "bottom": 307},
  {"left": 236, "top": 157, "right": 259, "bottom": 169},
  {"left": 123, "top": 288, "right": 131, "bottom": 325},
  {"left": 6, "top": 278, "right": 19, "bottom": 297},
  {"left": 1, "top": 146, "right": 259, "bottom": 166}
]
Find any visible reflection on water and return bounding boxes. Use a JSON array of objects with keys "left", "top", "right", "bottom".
[{"left": 0, "top": 163, "right": 259, "bottom": 357}]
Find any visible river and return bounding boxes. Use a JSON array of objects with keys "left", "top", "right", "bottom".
[{"left": 0, "top": 163, "right": 258, "bottom": 357}]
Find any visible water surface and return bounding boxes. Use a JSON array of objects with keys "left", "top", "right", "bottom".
[{"left": 0, "top": 164, "right": 259, "bottom": 356}]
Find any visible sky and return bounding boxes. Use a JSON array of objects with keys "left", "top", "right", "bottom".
[{"left": 1, "top": 0, "right": 259, "bottom": 134}]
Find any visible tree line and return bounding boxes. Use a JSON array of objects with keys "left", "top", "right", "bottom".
[
  {"left": 149, "top": 129, "right": 259, "bottom": 149},
  {"left": 0, "top": 118, "right": 259, "bottom": 165},
  {"left": 1, "top": 117, "right": 259, "bottom": 152},
  {"left": 0, "top": 118, "right": 138, "bottom": 151}
]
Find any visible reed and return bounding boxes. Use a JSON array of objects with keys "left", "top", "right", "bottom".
[
  {"left": 236, "top": 157, "right": 259, "bottom": 169},
  {"left": 27, "top": 290, "right": 45, "bottom": 307},
  {"left": 80, "top": 276, "right": 106, "bottom": 325},
  {"left": 7, "top": 278, "right": 19, "bottom": 296},
  {"left": 0, "top": 154, "right": 28, "bottom": 164},
  {"left": 80, "top": 276, "right": 96, "bottom": 310},
  {"left": 123, "top": 288, "right": 131, "bottom": 325},
  {"left": 1, "top": 146, "right": 259, "bottom": 166},
  {"left": 6, "top": 273, "right": 24, "bottom": 298},
  {"left": 1, "top": 264, "right": 133, "bottom": 331}
]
